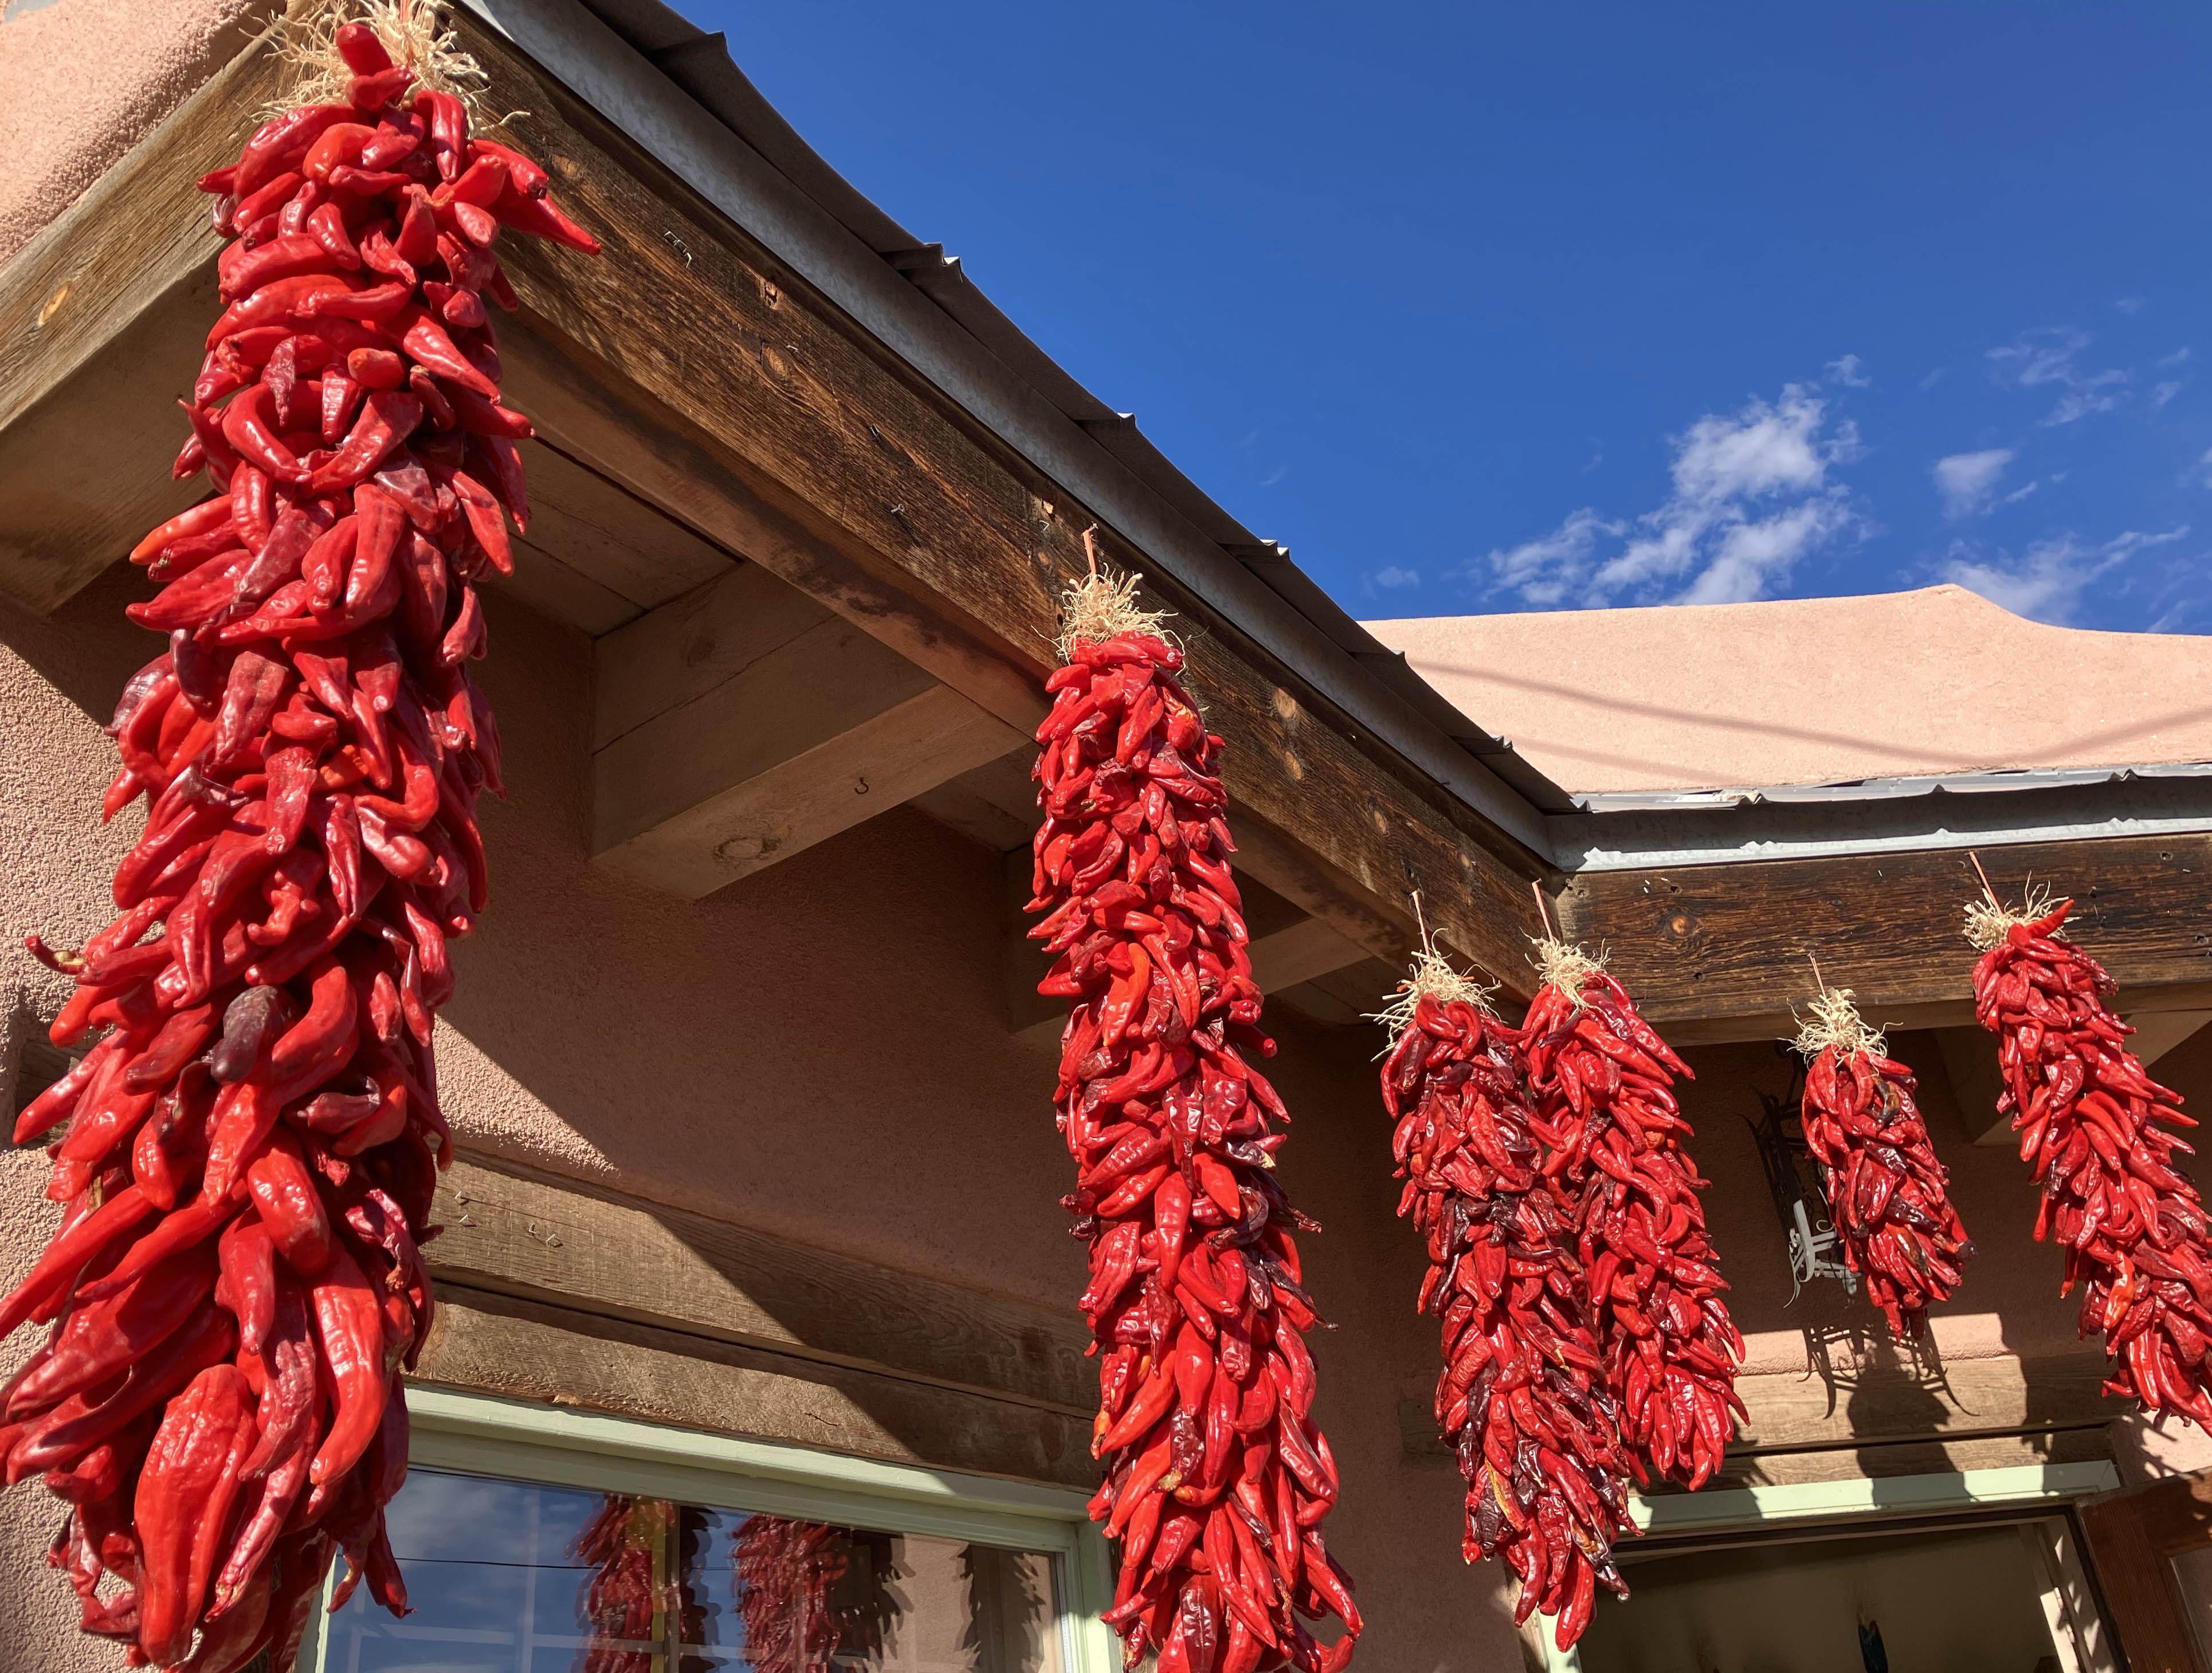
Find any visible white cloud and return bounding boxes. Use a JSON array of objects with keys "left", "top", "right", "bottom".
[
  {"left": 1370, "top": 565, "right": 1420, "bottom": 589},
  {"left": 2152, "top": 379, "right": 2187, "bottom": 411},
  {"left": 1484, "top": 384, "right": 1861, "bottom": 608},
  {"left": 1932, "top": 448, "right": 2014, "bottom": 519},
  {"left": 1941, "top": 527, "right": 2188, "bottom": 625},
  {"left": 2159, "top": 347, "right": 2191, "bottom": 369},
  {"left": 1825, "top": 353, "right": 1872, "bottom": 387},
  {"left": 1487, "top": 508, "right": 1621, "bottom": 607},
  {"left": 2116, "top": 296, "right": 2145, "bottom": 315},
  {"left": 1986, "top": 326, "right": 2129, "bottom": 426}
]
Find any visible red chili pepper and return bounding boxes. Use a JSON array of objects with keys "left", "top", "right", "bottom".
[
  {"left": 7, "top": 87, "right": 599, "bottom": 1666},
  {"left": 1967, "top": 892, "right": 2212, "bottom": 1423},
  {"left": 1030, "top": 575, "right": 1357, "bottom": 1672}
]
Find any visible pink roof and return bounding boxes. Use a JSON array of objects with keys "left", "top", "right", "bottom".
[{"left": 1367, "top": 584, "right": 2212, "bottom": 796}]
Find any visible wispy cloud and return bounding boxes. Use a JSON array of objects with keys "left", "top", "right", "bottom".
[
  {"left": 1940, "top": 526, "right": 2188, "bottom": 625},
  {"left": 2159, "top": 347, "right": 2191, "bottom": 370},
  {"left": 1932, "top": 448, "right": 2014, "bottom": 519},
  {"left": 1986, "top": 326, "right": 2128, "bottom": 426},
  {"left": 1825, "top": 353, "right": 1872, "bottom": 387},
  {"left": 1484, "top": 384, "right": 1862, "bottom": 608},
  {"left": 1369, "top": 565, "right": 1419, "bottom": 589},
  {"left": 2116, "top": 296, "right": 2145, "bottom": 315}
]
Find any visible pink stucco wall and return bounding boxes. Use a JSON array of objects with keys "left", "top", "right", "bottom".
[
  {"left": 0, "top": 0, "right": 276, "bottom": 265},
  {"left": 1371, "top": 584, "right": 2212, "bottom": 794},
  {"left": 5, "top": 564, "right": 2210, "bottom": 1670},
  {"left": 0, "top": 567, "right": 1536, "bottom": 1671}
]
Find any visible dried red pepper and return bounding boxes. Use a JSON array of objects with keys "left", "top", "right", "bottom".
[
  {"left": 1793, "top": 988, "right": 1973, "bottom": 1336},
  {"left": 1378, "top": 952, "right": 1631, "bottom": 1651},
  {"left": 730, "top": 1515, "right": 882, "bottom": 1673},
  {"left": 1967, "top": 887, "right": 2212, "bottom": 1424},
  {"left": 0, "top": 13, "right": 596, "bottom": 1668},
  {"left": 1520, "top": 942, "right": 1743, "bottom": 1491},
  {"left": 572, "top": 1495, "right": 681, "bottom": 1673},
  {"left": 1030, "top": 569, "right": 1359, "bottom": 1673}
]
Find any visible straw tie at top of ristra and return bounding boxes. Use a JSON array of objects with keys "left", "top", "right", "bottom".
[
  {"left": 1030, "top": 558, "right": 1361, "bottom": 1673},
  {"left": 1964, "top": 866, "right": 2212, "bottom": 1427},
  {"left": 0, "top": 3, "right": 597, "bottom": 1668}
]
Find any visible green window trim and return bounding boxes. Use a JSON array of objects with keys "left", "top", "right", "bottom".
[
  {"left": 1529, "top": 1459, "right": 2124, "bottom": 1673},
  {"left": 305, "top": 1382, "right": 1120, "bottom": 1673}
]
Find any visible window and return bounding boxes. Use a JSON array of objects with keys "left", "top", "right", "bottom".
[{"left": 301, "top": 1388, "right": 1114, "bottom": 1673}]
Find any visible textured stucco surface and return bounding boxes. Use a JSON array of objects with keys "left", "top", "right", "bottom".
[
  {"left": 0, "top": 0, "right": 276, "bottom": 265},
  {"left": 3, "top": 565, "right": 2212, "bottom": 1663},
  {"left": 1370, "top": 584, "right": 2212, "bottom": 794}
]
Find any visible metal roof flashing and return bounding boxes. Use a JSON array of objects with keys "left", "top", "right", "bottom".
[
  {"left": 459, "top": 0, "right": 1575, "bottom": 861},
  {"left": 1558, "top": 761, "right": 2212, "bottom": 871},
  {"left": 455, "top": 0, "right": 2193, "bottom": 879}
]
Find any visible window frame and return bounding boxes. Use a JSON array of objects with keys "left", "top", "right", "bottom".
[
  {"left": 1523, "top": 1460, "right": 2123, "bottom": 1673},
  {"left": 304, "top": 1384, "right": 1119, "bottom": 1673}
]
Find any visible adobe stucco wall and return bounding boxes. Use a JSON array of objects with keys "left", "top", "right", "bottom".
[
  {"left": 1371, "top": 584, "right": 2212, "bottom": 794},
  {"left": 0, "top": 0, "right": 277, "bottom": 265},
  {"left": 0, "top": 568, "right": 1532, "bottom": 1671}
]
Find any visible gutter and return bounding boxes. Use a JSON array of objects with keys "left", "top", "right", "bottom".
[
  {"left": 1557, "top": 762, "right": 2212, "bottom": 871},
  {"left": 458, "top": 0, "right": 1575, "bottom": 864}
]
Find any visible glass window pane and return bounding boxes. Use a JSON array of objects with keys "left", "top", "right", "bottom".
[{"left": 310, "top": 1467, "right": 1066, "bottom": 1673}]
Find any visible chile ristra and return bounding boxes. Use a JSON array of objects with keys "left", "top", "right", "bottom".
[
  {"left": 1793, "top": 986, "right": 1973, "bottom": 1337},
  {"left": 1519, "top": 943, "right": 1744, "bottom": 1491},
  {"left": 0, "top": 14, "right": 596, "bottom": 1670},
  {"left": 1029, "top": 571, "right": 1360, "bottom": 1673},
  {"left": 1968, "top": 892, "right": 2212, "bottom": 1425},
  {"left": 1378, "top": 953, "right": 1633, "bottom": 1652}
]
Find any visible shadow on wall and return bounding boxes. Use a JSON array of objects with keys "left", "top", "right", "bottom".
[{"left": 0, "top": 564, "right": 1535, "bottom": 1669}]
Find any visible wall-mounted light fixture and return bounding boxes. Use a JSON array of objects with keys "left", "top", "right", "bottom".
[{"left": 1748, "top": 1047, "right": 1857, "bottom": 1304}]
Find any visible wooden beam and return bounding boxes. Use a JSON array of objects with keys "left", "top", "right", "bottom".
[
  {"left": 1556, "top": 831, "right": 2212, "bottom": 1040},
  {"left": 592, "top": 563, "right": 1026, "bottom": 894},
  {"left": 0, "top": 18, "right": 291, "bottom": 614},
  {"left": 418, "top": 1288, "right": 1096, "bottom": 1490},
  {"left": 428, "top": 1158, "right": 1094, "bottom": 1416},
  {"left": 437, "top": 14, "right": 1543, "bottom": 984}
]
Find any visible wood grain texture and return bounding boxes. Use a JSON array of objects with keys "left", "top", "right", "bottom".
[
  {"left": 428, "top": 1159, "right": 1095, "bottom": 1416},
  {"left": 1557, "top": 831, "right": 2212, "bottom": 1031},
  {"left": 0, "top": 14, "right": 294, "bottom": 613},
  {"left": 417, "top": 1286, "right": 1097, "bottom": 1490},
  {"left": 1398, "top": 1351, "right": 2126, "bottom": 1474},
  {"left": 444, "top": 11, "right": 1546, "bottom": 984},
  {"left": 2076, "top": 1467, "right": 2212, "bottom": 1673}
]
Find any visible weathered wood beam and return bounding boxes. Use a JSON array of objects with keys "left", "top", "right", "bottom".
[
  {"left": 0, "top": 19, "right": 291, "bottom": 613},
  {"left": 1556, "top": 831, "right": 2212, "bottom": 1041},
  {"left": 591, "top": 563, "right": 1023, "bottom": 894},
  {"left": 436, "top": 15, "right": 1543, "bottom": 984},
  {"left": 428, "top": 1158, "right": 1094, "bottom": 1416},
  {"left": 419, "top": 1288, "right": 1095, "bottom": 1489}
]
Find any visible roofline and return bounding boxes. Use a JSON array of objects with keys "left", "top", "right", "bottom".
[
  {"left": 460, "top": 0, "right": 1578, "bottom": 854},
  {"left": 1558, "top": 761, "right": 2212, "bottom": 871}
]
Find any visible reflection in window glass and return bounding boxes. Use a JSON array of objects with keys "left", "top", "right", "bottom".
[{"left": 307, "top": 1467, "right": 1065, "bottom": 1672}]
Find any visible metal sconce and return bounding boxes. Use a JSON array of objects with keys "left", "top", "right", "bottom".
[{"left": 1748, "top": 1048, "right": 1858, "bottom": 1304}]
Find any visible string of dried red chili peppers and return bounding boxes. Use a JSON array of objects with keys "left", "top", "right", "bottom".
[
  {"left": 574, "top": 1495, "right": 680, "bottom": 1673},
  {"left": 731, "top": 1515, "right": 878, "bottom": 1673},
  {"left": 1967, "top": 886, "right": 2212, "bottom": 1425},
  {"left": 1377, "top": 949, "right": 1631, "bottom": 1652},
  {"left": 1030, "top": 566, "right": 1360, "bottom": 1673},
  {"left": 1793, "top": 987, "right": 1973, "bottom": 1337},
  {"left": 0, "top": 11, "right": 596, "bottom": 1669},
  {"left": 1520, "top": 941, "right": 1743, "bottom": 1491}
]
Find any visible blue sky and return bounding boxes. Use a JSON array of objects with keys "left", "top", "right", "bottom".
[{"left": 695, "top": 2, "right": 2212, "bottom": 635}]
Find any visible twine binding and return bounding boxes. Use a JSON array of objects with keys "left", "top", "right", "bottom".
[
  {"left": 1791, "top": 985, "right": 1885, "bottom": 1060},
  {"left": 270, "top": 0, "right": 504, "bottom": 123}
]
